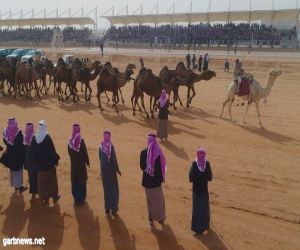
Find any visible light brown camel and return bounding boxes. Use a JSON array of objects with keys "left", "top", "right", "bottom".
[
  {"left": 96, "top": 66, "right": 134, "bottom": 113},
  {"left": 132, "top": 68, "right": 177, "bottom": 118},
  {"left": 175, "top": 62, "right": 216, "bottom": 107},
  {"left": 220, "top": 69, "right": 282, "bottom": 129},
  {"left": 15, "top": 62, "right": 42, "bottom": 100}
]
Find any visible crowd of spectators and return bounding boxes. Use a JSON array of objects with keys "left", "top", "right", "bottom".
[
  {"left": 0, "top": 27, "right": 92, "bottom": 44},
  {"left": 105, "top": 23, "right": 297, "bottom": 46}
]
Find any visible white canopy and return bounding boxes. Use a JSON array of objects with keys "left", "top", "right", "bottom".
[
  {"left": 0, "top": 17, "right": 95, "bottom": 27},
  {"left": 104, "top": 9, "right": 300, "bottom": 25}
]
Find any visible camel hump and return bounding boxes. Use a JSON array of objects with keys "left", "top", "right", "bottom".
[{"left": 176, "top": 62, "right": 186, "bottom": 70}]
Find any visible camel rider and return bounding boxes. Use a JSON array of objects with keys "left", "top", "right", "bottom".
[
  {"left": 140, "top": 57, "right": 145, "bottom": 69},
  {"left": 186, "top": 53, "right": 191, "bottom": 68},
  {"left": 233, "top": 59, "right": 242, "bottom": 85},
  {"left": 192, "top": 54, "right": 197, "bottom": 69}
]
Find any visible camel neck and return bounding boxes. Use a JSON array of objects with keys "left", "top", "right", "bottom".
[{"left": 262, "top": 75, "right": 276, "bottom": 98}]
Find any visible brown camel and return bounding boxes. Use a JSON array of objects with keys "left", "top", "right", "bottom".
[
  {"left": 132, "top": 68, "right": 177, "bottom": 118},
  {"left": 96, "top": 66, "right": 134, "bottom": 113},
  {"left": 175, "top": 62, "right": 216, "bottom": 107},
  {"left": 71, "top": 59, "right": 102, "bottom": 101},
  {"left": 54, "top": 63, "right": 77, "bottom": 102},
  {"left": 15, "top": 62, "right": 42, "bottom": 100},
  {"left": 0, "top": 59, "right": 15, "bottom": 97},
  {"left": 102, "top": 62, "right": 136, "bottom": 104},
  {"left": 80, "top": 60, "right": 101, "bottom": 92},
  {"left": 159, "top": 66, "right": 180, "bottom": 110}
]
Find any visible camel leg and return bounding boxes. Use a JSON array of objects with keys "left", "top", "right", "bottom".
[
  {"left": 113, "top": 92, "right": 119, "bottom": 113},
  {"left": 220, "top": 97, "right": 230, "bottom": 117},
  {"left": 34, "top": 81, "right": 41, "bottom": 100},
  {"left": 228, "top": 99, "right": 234, "bottom": 121},
  {"left": 189, "top": 85, "right": 196, "bottom": 104},
  {"left": 105, "top": 91, "right": 110, "bottom": 102},
  {"left": 131, "top": 93, "right": 136, "bottom": 115},
  {"left": 119, "top": 88, "right": 125, "bottom": 104},
  {"left": 81, "top": 82, "right": 84, "bottom": 92},
  {"left": 254, "top": 99, "right": 264, "bottom": 129},
  {"left": 85, "top": 84, "right": 88, "bottom": 101},
  {"left": 242, "top": 101, "right": 252, "bottom": 124},
  {"left": 97, "top": 90, "right": 104, "bottom": 111},
  {"left": 139, "top": 94, "right": 150, "bottom": 119},
  {"left": 150, "top": 97, "right": 153, "bottom": 118},
  {"left": 186, "top": 87, "right": 191, "bottom": 108},
  {"left": 88, "top": 85, "right": 92, "bottom": 101}
]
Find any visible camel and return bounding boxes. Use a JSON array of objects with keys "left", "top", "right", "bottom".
[
  {"left": 102, "top": 62, "right": 136, "bottom": 104},
  {"left": 96, "top": 66, "right": 134, "bottom": 113},
  {"left": 79, "top": 60, "right": 101, "bottom": 92},
  {"left": 71, "top": 59, "right": 102, "bottom": 101},
  {"left": 175, "top": 62, "right": 216, "bottom": 107},
  {"left": 0, "top": 59, "right": 15, "bottom": 96},
  {"left": 54, "top": 63, "right": 77, "bottom": 102},
  {"left": 159, "top": 66, "right": 180, "bottom": 110},
  {"left": 132, "top": 68, "right": 177, "bottom": 118},
  {"left": 220, "top": 69, "right": 282, "bottom": 129},
  {"left": 42, "top": 58, "right": 54, "bottom": 93},
  {"left": 15, "top": 62, "right": 43, "bottom": 100}
]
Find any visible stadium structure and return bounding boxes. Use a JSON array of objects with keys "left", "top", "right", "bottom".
[{"left": 0, "top": 2, "right": 300, "bottom": 48}]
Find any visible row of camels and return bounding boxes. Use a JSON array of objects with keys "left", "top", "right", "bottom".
[{"left": 0, "top": 57, "right": 282, "bottom": 128}]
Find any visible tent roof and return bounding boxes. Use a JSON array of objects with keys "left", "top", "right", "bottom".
[
  {"left": 104, "top": 9, "right": 300, "bottom": 25},
  {"left": 0, "top": 17, "right": 95, "bottom": 27}
]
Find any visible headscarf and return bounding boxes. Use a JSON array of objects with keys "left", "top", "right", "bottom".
[
  {"left": 35, "top": 120, "right": 48, "bottom": 144},
  {"left": 196, "top": 147, "right": 207, "bottom": 172},
  {"left": 100, "top": 130, "right": 112, "bottom": 161},
  {"left": 146, "top": 133, "right": 167, "bottom": 181},
  {"left": 68, "top": 124, "right": 81, "bottom": 152},
  {"left": 159, "top": 89, "right": 169, "bottom": 108},
  {"left": 23, "top": 123, "right": 34, "bottom": 145},
  {"left": 3, "top": 117, "right": 20, "bottom": 145}
]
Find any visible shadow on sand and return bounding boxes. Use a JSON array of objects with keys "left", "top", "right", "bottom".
[
  {"left": 194, "top": 228, "right": 229, "bottom": 250},
  {"left": 150, "top": 223, "right": 184, "bottom": 250},
  {"left": 107, "top": 214, "right": 136, "bottom": 250},
  {"left": 1, "top": 192, "right": 27, "bottom": 237},
  {"left": 74, "top": 202, "right": 100, "bottom": 250},
  {"left": 220, "top": 117, "right": 299, "bottom": 144}
]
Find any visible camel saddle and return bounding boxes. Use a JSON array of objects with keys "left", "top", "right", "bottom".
[{"left": 237, "top": 77, "right": 251, "bottom": 96}]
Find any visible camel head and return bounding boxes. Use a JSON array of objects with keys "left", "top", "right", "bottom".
[
  {"left": 126, "top": 69, "right": 134, "bottom": 81},
  {"left": 269, "top": 69, "right": 282, "bottom": 78},
  {"left": 202, "top": 70, "right": 216, "bottom": 81},
  {"left": 126, "top": 64, "right": 136, "bottom": 70}
]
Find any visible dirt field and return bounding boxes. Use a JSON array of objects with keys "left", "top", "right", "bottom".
[{"left": 0, "top": 48, "right": 300, "bottom": 250}]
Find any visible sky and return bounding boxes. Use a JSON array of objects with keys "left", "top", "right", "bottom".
[{"left": 0, "top": 0, "right": 298, "bottom": 28}]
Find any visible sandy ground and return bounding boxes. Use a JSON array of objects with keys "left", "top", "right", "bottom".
[{"left": 0, "top": 49, "right": 300, "bottom": 250}]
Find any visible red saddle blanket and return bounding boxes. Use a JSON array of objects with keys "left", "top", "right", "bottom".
[{"left": 237, "top": 78, "right": 251, "bottom": 96}]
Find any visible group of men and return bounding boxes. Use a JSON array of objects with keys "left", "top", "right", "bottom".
[{"left": 186, "top": 53, "right": 210, "bottom": 71}]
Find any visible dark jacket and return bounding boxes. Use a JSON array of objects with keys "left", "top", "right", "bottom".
[
  {"left": 158, "top": 102, "right": 169, "bottom": 120},
  {"left": 189, "top": 161, "right": 212, "bottom": 195},
  {"left": 68, "top": 139, "right": 90, "bottom": 186},
  {"left": 140, "top": 148, "right": 163, "bottom": 188},
  {"left": 31, "top": 135, "right": 60, "bottom": 172},
  {"left": 0, "top": 131, "right": 25, "bottom": 171},
  {"left": 24, "top": 143, "right": 37, "bottom": 173}
]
